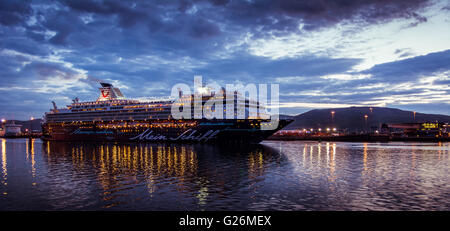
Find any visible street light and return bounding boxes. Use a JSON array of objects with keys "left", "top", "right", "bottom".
[{"left": 364, "top": 114, "right": 368, "bottom": 133}]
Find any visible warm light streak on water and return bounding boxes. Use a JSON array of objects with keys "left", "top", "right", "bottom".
[
  {"left": 0, "top": 139, "right": 449, "bottom": 210},
  {"left": 1, "top": 139, "right": 7, "bottom": 195}
]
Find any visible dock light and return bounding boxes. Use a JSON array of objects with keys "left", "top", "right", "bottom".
[
  {"left": 333, "top": 128, "right": 337, "bottom": 131},
  {"left": 318, "top": 128, "right": 322, "bottom": 131},
  {"left": 326, "top": 128, "right": 330, "bottom": 132},
  {"left": 310, "top": 128, "right": 313, "bottom": 132},
  {"left": 30, "top": 117, "right": 34, "bottom": 120},
  {"left": 1, "top": 119, "right": 5, "bottom": 123}
]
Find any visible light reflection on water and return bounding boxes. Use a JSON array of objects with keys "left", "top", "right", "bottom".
[{"left": 0, "top": 138, "right": 449, "bottom": 210}]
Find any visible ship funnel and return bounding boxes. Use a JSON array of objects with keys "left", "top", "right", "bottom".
[
  {"left": 100, "top": 82, "right": 113, "bottom": 87},
  {"left": 97, "top": 82, "right": 125, "bottom": 101}
]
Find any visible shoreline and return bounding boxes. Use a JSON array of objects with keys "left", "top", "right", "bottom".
[{"left": 268, "top": 135, "right": 450, "bottom": 142}]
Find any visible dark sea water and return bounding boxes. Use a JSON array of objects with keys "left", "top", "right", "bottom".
[{"left": 0, "top": 138, "right": 449, "bottom": 210}]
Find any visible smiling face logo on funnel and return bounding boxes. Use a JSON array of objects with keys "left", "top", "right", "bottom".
[{"left": 101, "top": 89, "right": 110, "bottom": 98}]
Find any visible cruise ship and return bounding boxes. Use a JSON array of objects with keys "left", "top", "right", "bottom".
[{"left": 42, "top": 82, "right": 292, "bottom": 143}]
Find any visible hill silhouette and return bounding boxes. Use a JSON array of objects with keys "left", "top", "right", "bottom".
[{"left": 285, "top": 107, "right": 450, "bottom": 131}]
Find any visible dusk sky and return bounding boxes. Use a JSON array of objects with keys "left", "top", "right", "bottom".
[{"left": 1, "top": 0, "right": 450, "bottom": 120}]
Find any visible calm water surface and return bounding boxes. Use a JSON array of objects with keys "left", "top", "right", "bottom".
[{"left": 0, "top": 138, "right": 449, "bottom": 210}]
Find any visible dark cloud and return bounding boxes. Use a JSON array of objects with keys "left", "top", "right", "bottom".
[
  {"left": 364, "top": 49, "right": 450, "bottom": 82},
  {"left": 0, "top": 0, "right": 433, "bottom": 54},
  {"left": 394, "top": 48, "right": 415, "bottom": 58},
  {"left": 27, "top": 62, "right": 78, "bottom": 80},
  {"left": 193, "top": 53, "right": 361, "bottom": 82},
  {"left": 188, "top": 18, "right": 221, "bottom": 38},
  {"left": 433, "top": 79, "right": 450, "bottom": 85},
  {"left": 216, "top": 0, "right": 431, "bottom": 34},
  {"left": 0, "top": 0, "right": 32, "bottom": 26},
  {"left": 61, "top": 0, "right": 165, "bottom": 29},
  {"left": 57, "top": 0, "right": 432, "bottom": 40}
]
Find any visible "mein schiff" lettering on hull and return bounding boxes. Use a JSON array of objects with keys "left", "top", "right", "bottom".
[{"left": 130, "top": 129, "right": 220, "bottom": 141}]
